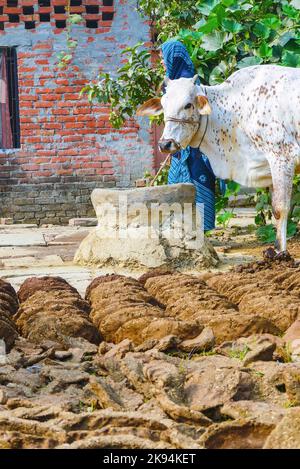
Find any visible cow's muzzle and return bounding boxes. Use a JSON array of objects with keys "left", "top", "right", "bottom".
[{"left": 158, "top": 139, "right": 181, "bottom": 154}]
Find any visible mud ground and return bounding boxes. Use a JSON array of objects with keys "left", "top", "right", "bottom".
[{"left": 2, "top": 208, "right": 296, "bottom": 295}]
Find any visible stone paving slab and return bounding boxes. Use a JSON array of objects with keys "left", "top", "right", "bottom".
[
  {"left": 0, "top": 247, "right": 38, "bottom": 258},
  {"left": 1, "top": 255, "right": 64, "bottom": 268},
  {"left": 0, "top": 224, "right": 38, "bottom": 230},
  {"left": 69, "top": 218, "right": 97, "bottom": 227},
  {"left": 0, "top": 233, "right": 46, "bottom": 247}
]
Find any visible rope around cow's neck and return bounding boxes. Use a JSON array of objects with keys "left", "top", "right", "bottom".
[{"left": 164, "top": 114, "right": 209, "bottom": 151}]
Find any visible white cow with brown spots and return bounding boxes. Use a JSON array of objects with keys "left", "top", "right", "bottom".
[{"left": 137, "top": 65, "right": 300, "bottom": 254}]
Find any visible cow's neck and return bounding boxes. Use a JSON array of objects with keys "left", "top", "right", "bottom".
[
  {"left": 189, "top": 84, "right": 245, "bottom": 183},
  {"left": 189, "top": 84, "right": 231, "bottom": 154}
]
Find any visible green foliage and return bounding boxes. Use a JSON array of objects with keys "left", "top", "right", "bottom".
[
  {"left": 283, "top": 399, "right": 298, "bottom": 408},
  {"left": 215, "top": 180, "right": 241, "bottom": 228},
  {"left": 256, "top": 223, "right": 276, "bottom": 243},
  {"left": 228, "top": 345, "right": 251, "bottom": 360},
  {"left": 81, "top": 43, "right": 164, "bottom": 128},
  {"left": 255, "top": 175, "right": 300, "bottom": 243},
  {"left": 144, "top": 165, "right": 170, "bottom": 186},
  {"left": 281, "top": 342, "right": 293, "bottom": 363},
  {"left": 57, "top": 1, "right": 83, "bottom": 69},
  {"left": 138, "top": 0, "right": 300, "bottom": 85},
  {"left": 82, "top": 1, "right": 300, "bottom": 125}
]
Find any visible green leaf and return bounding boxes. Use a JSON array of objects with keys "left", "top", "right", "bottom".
[
  {"left": 258, "top": 42, "right": 273, "bottom": 58},
  {"left": 253, "top": 23, "right": 271, "bottom": 39},
  {"left": 197, "top": 0, "right": 220, "bottom": 16},
  {"left": 215, "top": 196, "right": 229, "bottom": 212},
  {"left": 221, "top": 0, "right": 235, "bottom": 7},
  {"left": 255, "top": 213, "right": 265, "bottom": 226},
  {"left": 67, "top": 40, "right": 78, "bottom": 49},
  {"left": 292, "top": 206, "right": 300, "bottom": 221},
  {"left": 275, "top": 32, "right": 295, "bottom": 47},
  {"left": 62, "top": 54, "right": 72, "bottom": 62},
  {"left": 237, "top": 56, "right": 263, "bottom": 68},
  {"left": 284, "top": 39, "right": 300, "bottom": 54},
  {"left": 256, "top": 224, "right": 276, "bottom": 243},
  {"left": 225, "top": 180, "right": 241, "bottom": 196},
  {"left": 217, "top": 210, "right": 235, "bottom": 228},
  {"left": 262, "top": 16, "right": 281, "bottom": 30},
  {"left": 197, "top": 17, "right": 218, "bottom": 34},
  {"left": 282, "top": 4, "right": 299, "bottom": 19},
  {"left": 201, "top": 31, "right": 231, "bottom": 51},
  {"left": 287, "top": 220, "right": 298, "bottom": 237},
  {"left": 209, "top": 61, "right": 228, "bottom": 84},
  {"left": 292, "top": 191, "right": 300, "bottom": 205},
  {"left": 282, "top": 51, "right": 300, "bottom": 67},
  {"left": 221, "top": 19, "right": 243, "bottom": 33},
  {"left": 69, "top": 14, "right": 83, "bottom": 24}
]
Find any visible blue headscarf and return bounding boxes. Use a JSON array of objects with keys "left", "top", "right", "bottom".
[
  {"left": 161, "top": 40, "right": 216, "bottom": 231},
  {"left": 161, "top": 40, "right": 195, "bottom": 79}
]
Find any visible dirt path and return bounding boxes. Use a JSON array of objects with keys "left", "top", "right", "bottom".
[{"left": 1, "top": 217, "right": 299, "bottom": 295}]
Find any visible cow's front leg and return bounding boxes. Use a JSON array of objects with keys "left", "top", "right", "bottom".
[{"left": 269, "top": 158, "right": 294, "bottom": 253}]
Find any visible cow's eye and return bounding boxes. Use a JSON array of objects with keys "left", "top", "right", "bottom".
[{"left": 184, "top": 103, "right": 193, "bottom": 110}]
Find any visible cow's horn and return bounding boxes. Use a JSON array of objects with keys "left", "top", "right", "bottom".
[{"left": 192, "top": 74, "right": 199, "bottom": 84}]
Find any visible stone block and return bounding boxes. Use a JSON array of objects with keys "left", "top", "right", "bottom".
[
  {"left": 0, "top": 218, "right": 13, "bottom": 225},
  {"left": 74, "top": 183, "right": 218, "bottom": 270},
  {"left": 69, "top": 218, "right": 98, "bottom": 227}
]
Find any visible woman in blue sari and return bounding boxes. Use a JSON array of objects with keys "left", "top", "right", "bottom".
[{"left": 161, "top": 40, "right": 216, "bottom": 231}]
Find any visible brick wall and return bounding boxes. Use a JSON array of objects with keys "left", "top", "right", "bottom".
[{"left": 0, "top": 0, "right": 155, "bottom": 224}]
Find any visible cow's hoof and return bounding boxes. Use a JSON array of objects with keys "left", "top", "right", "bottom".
[
  {"left": 263, "top": 247, "right": 276, "bottom": 260},
  {"left": 274, "top": 250, "right": 292, "bottom": 261},
  {"left": 263, "top": 248, "right": 292, "bottom": 262}
]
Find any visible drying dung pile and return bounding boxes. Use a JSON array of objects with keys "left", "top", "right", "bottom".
[
  {"left": 0, "top": 280, "right": 18, "bottom": 351},
  {"left": 87, "top": 274, "right": 202, "bottom": 345},
  {"left": 207, "top": 260, "right": 300, "bottom": 332},
  {"left": 15, "top": 277, "right": 101, "bottom": 347},
  {"left": 143, "top": 272, "right": 279, "bottom": 344},
  {"left": 0, "top": 261, "right": 300, "bottom": 449}
]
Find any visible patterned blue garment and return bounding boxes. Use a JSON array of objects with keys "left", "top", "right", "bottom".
[{"left": 161, "top": 40, "right": 216, "bottom": 231}]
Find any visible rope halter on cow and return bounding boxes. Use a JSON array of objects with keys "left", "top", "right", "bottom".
[{"left": 164, "top": 114, "right": 209, "bottom": 150}]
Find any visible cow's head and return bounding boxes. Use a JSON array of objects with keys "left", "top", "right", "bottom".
[{"left": 137, "top": 75, "right": 211, "bottom": 153}]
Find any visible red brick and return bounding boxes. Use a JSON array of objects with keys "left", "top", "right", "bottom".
[
  {"left": 52, "top": 109, "right": 69, "bottom": 116},
  {"left": 20, "top": 95, "right": 38, "bottom": 101},
  {"left": 35, "top": 102, "right": 53, "bottom": 108},
  {"left": 25, "top": 137, "right": 42, "bottom": 144},
  {"left": 40, "top": 94, "right": 62, "bottom": 101},
  {"left": 43, "top": 123, "right": 62, "bottom": 130},
  {"left": 64, "top": 93, "right": 80, "bottom": 100},
  {"left": 35, "top": 88, "right": 56, "bottom": 94},
  {"left": 32, "top": 43, "right": 53, "bottom": 50},
  {"left": 56, "top": 86, "right": 81, "bottom": 94},
  {"left": 62, "top": 137, "right": 82, "bottom": 143},
  {"left": 57, "top": 152, "right": 78, "bottom": 158},
  {"left": 36, "top": 150, "right": 56, "bottom": 156},
  {"left": 36, "top": 60, "right": 50, "bottom": 65}
]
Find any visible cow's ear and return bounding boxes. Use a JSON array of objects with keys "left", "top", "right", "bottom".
[
  {"left": 196, "top": 95, "right": 211, "bottom": 115},
  {"left": 136, "top": 97, "right": 163, "bottom": 117}
]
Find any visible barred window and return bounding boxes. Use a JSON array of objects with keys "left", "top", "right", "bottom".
[{"left": 0, "top": 47, "right": 20, "bottom": 149}]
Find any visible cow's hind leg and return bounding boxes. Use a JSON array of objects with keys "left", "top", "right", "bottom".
[{"left": 269, "top": 157, "right": 294, "bottom": 253}]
